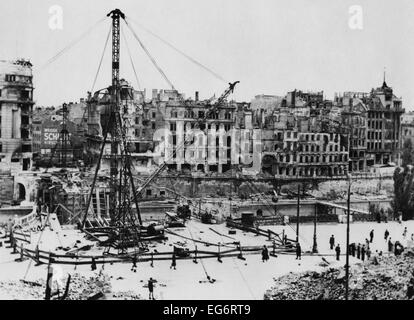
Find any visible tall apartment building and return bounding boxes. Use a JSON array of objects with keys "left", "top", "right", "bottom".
[
  {"left": 160, "top": 89, "right": 243, "bottom": 174},
  {"left": 336, "top": 94, "right": 368, "bottom": 171},
  {"left": 0, "top": 59, "right": 33, "bottom": 172},
  {"left": 343, "top": 81, "right": 404, "bottom": 167}
]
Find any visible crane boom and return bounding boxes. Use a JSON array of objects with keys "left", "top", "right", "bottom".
[{"left": 135, "top": 81, "right": 239, "bottom": 196}]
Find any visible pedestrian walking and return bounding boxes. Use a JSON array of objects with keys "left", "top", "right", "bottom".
[
  {"left": 329, "top": 235, "right": 335, "bottom": 250},
  {"left": 357, "top": 243, "right": 361, "bottom": 259},
  {"left": 148, "top": 277, "right": 155, "bottom": 300},
  {"left": 369, "top": 230, "right": 374, "bottom": 243},
  {"left": 403, "top": 227, "right": 408, "bottom": 239},
  {"left": 388, "top": 238, "right": 393, "bottom": 252},
  {"left": 384, "top": 229, "right": 389, "bottom": 241},
  {"left": 335, "top": 244, "right": 341, "bottom": 261},
  {"left": 131, "top": 255, "right": 137, "bottom": 272},
  {"left": 361, "top": 245, "right": 366, "bottom": 262},
  {"left": 170, "top": 253, "right": 177, "bottom": 270},
  {"left": 296, "top": 242, "right": 302, "bottom": 260},
  {"left": 262, "top": 245, "right": 269, "bottom": 262},
  {"left": 366, "top": 247, "right": 371, "bottom": 260}
]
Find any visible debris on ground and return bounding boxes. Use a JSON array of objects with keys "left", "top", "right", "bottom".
[
  {"left": 264, "top": 249, "right": 414, "bottom": 300},
  {"left": 0, "top": 273, "right": 142, "bottom": 300}
]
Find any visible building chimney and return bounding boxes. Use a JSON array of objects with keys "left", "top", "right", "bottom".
[{"left": 195, "top": 91, "right": 199, "bottom": 102}]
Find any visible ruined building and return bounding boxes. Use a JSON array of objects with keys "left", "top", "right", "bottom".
[
  {"left": 0, "top": 59, "right": 33, "bottom": 172},
  {"left": 401, "top": 112, "right": 414, "bottom": 147},
  {"left": 335, "top": 94, "right": 368, "bottom": 171},
  {"left": 154, "top": 89, "right": 253, "bottom": 175},
  {"left": 339, "top": 80, "right": 404, "bottom": 168}
]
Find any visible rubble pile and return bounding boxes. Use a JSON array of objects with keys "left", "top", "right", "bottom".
[
  {"left": 0, "top": 273, "right": 142, "bottom": 300},
  {"left": 264, "top": 250, "right": 414, "bottom": 300}
]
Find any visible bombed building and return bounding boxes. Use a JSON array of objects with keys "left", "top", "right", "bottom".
[{"left": 0, "top": 59, "right": 34, "bottom": 172}]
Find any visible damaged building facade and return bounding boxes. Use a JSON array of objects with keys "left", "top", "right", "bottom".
[
  {"left": 81, "top": 80, "right": 405, "bottom": 183},
  {"left": 0, "top": 59, "right": 33, "bottom": 172},
  {"left": 335, "top": 80, "right": 404, "bottom": 170},
  {"left": 0, "top": 59, "right": 34, "bottom": 205}
]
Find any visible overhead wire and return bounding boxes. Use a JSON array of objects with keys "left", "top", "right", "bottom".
[
  {"left": 125, "top": 17, "right": 228, "bottom": 84},
  {"left": 38, "top": 16, "right": 107, "bottom": 73},
  {"left": 124, "top": 19, "right": 176, "bottom": 90},
  {"left": 91, "top": 24, "right": 112, "bottom": 93},
  {"left": 121, "top": 26, "right": 142, "bottom": 91}
]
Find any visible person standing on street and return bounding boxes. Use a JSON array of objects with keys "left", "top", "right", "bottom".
[
  {"left": 148, "top": 277, "right": 155, "bottom": 300},
  {"left": 369, "top": 230, "right": 374, "bottom": 243},
  {"left": 357, "top": 243, "right": 361, "bottom": 259},
  {"left": 335, "top": 244, "right": 341, "bottom": 261},
  {"left": 403, "top": 227, "right": 408, "bottom": 239},
  {"left": 384, "top": 229, "right": 389, "bottom": 241},
  {"left": 170, "top": 253, "right": 177, "bottom": 270},
  {"left": 351, "top": 243, "right": 356, "bottom": 257},
  {"left": 296, "top": 242, "right": 302, "bottom": 260},
  {"left": 361, "top": 245, "right": 366, "bottom": 262},
  {"left": 388, "top": 238, "right": 393, "bottom": 252},
  {"left": 365, "top": 238, "right": 370, "bottom": 249},
  {"left": 262, "top": 245, "right": 269, "bottom": 262},
  {"left": 329, "top": 235, "right": 335, "bottom": 250}
]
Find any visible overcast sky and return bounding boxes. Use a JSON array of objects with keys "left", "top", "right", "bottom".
[{"left": 1, "top": 0, "right": 413, "bottom": 110}]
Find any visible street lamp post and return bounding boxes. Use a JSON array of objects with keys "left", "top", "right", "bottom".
[
  {"left": 345, "top": 173, "right": 351, "bottom": 300},
  {"left": 296, "top": 183, "right": 300, "bottom": 242},
  {"left": 312, "top": 202, "right": 318, "bottom": 253}
]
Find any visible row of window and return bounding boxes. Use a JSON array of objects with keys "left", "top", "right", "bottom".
[
  {"left": 279, "top": 143, "right": 342, "bottom": 153},
  {"left": 169, "top": 123, "right": 232, "bottom": 132},
  {"left": 277, "top": 153, "right": 348, "bottom": 163},
  {"left": 276, "top": 166, "right": 346, "bottom": 177},
  {"left": 169, "top": 110, "right": 232, "bottom": 120}
]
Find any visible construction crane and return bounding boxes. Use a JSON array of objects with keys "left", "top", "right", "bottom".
[
  {"left": 81, "top": 9, "right": 151, "bottom": 253},
  {"left": 80, "top": 9, "right": 239, "bottom": 242}
]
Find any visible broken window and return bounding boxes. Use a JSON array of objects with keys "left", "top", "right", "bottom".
[
  {"left": 5, "top": 75, "right": 16, "bottom": 82},
  {"left": 12, "top": 110, "right": 19, "bottom": 138}
]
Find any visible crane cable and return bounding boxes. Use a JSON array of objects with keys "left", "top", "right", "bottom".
[
  {"left": 121, "top": 27, "right": 142, "bottom": 91},
  {"left": 186, "top": 224, "right": 215, "bottom": 282},
  {"left": 125, "top": 17, "right": 228, "bottom": 84},
  {"left": 91, "top": 23, "right": 112, "bottom": 93},
  {"left": 214, "top": 225, "right": 256, "bottom": 299},
  {"left": 38, "top": 16, "right": 107, "bottom": 73},
  {"left": 124, "top": 19, "right": 176, "bottom": 91}
]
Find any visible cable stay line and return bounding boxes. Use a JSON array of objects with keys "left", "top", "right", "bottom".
[
  {"left": 91, "top": 24, "right": 112, "bottom": 93},
  {"left": 125, "top": 16, "right": 228, "bottom": 84},
  {"left": 124, "top": 20, "right": 176, "bottom": 91},
  {"left": 121, "top": 27, "right": 142, "bottom": 91},
  {"left": 38, "top": 16, "right": 107, "bottom": 73}
]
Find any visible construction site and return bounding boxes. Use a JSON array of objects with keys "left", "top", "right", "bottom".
[{"left": 0, "top": 5, "right": 413, "bottom": 301}]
